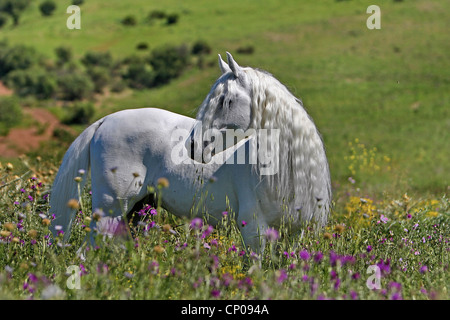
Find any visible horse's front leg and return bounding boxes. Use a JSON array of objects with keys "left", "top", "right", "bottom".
[{"left": 238, "top": 200, "right": 268, "bottom": 255}]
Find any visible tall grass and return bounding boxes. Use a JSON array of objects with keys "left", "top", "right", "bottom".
[{"left": 0, "top": 157, "right": 448, "bottom": 300}]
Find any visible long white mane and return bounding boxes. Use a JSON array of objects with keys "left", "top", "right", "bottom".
[{"left": 197, "top": 65, "right": 332, "bottom": 227}]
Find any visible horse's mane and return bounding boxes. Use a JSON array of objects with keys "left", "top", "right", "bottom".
[{"left": 197, "top": 68, "right": 332, "bottom": 227}]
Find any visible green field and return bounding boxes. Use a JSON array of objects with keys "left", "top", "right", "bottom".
[
  {"left": 0, "top": 0, "right": 449, "bottom": 301},
  {"left": 2, "top": 0, "right": 448, "bottom": 195}
]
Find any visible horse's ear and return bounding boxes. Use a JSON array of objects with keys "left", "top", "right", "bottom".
[
  {"left": 218, "top": 54, "right": 231, "bottom": 74},
  {"left": 226, "top": 52, "right": 243, "bottom": 78}
]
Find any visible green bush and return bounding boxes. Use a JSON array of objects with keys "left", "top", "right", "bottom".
[
  {"left": 72, "top": 0, "right": 84, "bottom": 5},
  {"left": 148, "top": 45, "right": 189, "bottom": 86},
  {"left": 62, "top": 102, "right": 94, "bottom": 125},
  {"left": 57, "top": 72, "right": 94, "bottom": 101},
  {"left": 121, "top": 15, "right": 137, "bottom": 26},
  {"left": 5, "top": 68, "right": 56, "bottom": 99},
  {"left": 166, "top": 13, "right": 179, "bottom": 25},
  {"left": 0, "top": 97, "right": 22, "bottom": 136},
  {"left": 0, "top": 12, "right": 8, "bottom": 28},
  {"left": 123, "top": 62, "right": 155, "bottom": 89},
  {"left": 192, "top": 40, "right": 212, "bottom": 55},
  {"left": 39, "top": 1, "right": 56, "bottom": 17},
  {"left": 54, "top": 46, "right": 73, "bottom": 66},
  {"left": 86, "top": 66, "right": 110, "bottom": 93},
  {"left": 81, "top": 51, "right": 113, "bottom": 69},
  {"left": 0, "top": 44, "right": 40, "bottom": 79}
]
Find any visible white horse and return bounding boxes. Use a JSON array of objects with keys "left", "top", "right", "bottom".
[{"left": 49, "top": 52, "right": 331, "bottom": 252}]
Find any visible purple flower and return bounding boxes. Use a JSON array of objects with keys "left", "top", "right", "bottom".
[
  {"left": 420, "top": 265, "right": 428, "bottom": 274},
  {"left": 190, "top": 218, "right": 203, "bottom": 230},
  {"left": 264, "top": 228, "right": 279, "bottom": 242},
  {"left": 299, "top": 249, "right": 310, "bottom": 260},
  {"left": 241, "top": 220, "right": 247, "bottom": 227},
  {"left": 276, "top": 269, "right": 288, "bottom": 283},
  {"left": 314, "top": 251, "right": 324, "bottom": 263}
]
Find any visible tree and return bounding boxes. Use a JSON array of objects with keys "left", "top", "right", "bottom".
[
  {"left": 39, "top": 0, "right": 56, "bottom": 17},
  {"left": 0, "top": 0, "right": 31, "bottom": 26}
]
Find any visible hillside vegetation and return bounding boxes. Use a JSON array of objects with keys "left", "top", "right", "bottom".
[{"left": 0, "top": 0, "right": 448, "bottom": 301}]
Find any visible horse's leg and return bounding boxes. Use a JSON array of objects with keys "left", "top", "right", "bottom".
[
  {"left": 238, "top": 200, "right": 268, "bottom": 255},
  {"left": 89, "top": 160, "right": 148, "bottom": 241}
]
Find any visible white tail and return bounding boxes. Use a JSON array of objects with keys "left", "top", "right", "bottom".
[{"left": 49, "top": 118, "right": 104, "bottom": 240}]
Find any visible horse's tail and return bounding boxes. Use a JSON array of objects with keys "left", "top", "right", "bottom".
[{"left": 49, "top": 117, "right": 104, "bottom": 240}]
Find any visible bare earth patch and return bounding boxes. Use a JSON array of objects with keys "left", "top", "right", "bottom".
[{"left": 0, "top": 108, "right": 73, "bottom": 158}]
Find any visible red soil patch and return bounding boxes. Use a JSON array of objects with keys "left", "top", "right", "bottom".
[
  {"left": 0, "top": 81, "right": 13, "bottom": 96},
  {"left": 0, "top": 108, "right": 73, "bottom": 158}
]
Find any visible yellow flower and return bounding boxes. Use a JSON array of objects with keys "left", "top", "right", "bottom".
[
  {"left": 154, "top": 245, "right": 165, "bottom": 254},
  {"left": 67, "top": 199, "right": 79, "bottom": 210},
  {"left": 427, "top": 211, "right": 438, "bottom": 218},
  {"left": 0, "top": 230, "right": 11, "bottom": 237},
  {"left": 4, "top": 222, "right": 15, "bottom": 231},
  {"left": 157, "top": 177, "right": 170, "bottom": 188}
]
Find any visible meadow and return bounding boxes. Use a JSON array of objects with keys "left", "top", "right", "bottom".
[{"left": 0, "top": 0, "right": 448, "bottom": 301}]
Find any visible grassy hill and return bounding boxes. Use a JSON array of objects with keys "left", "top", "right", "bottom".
[{"left": 0, "top": 0, "right": 449, "bottom": 196}]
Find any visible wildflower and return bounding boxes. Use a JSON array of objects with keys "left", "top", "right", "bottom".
[
  {"left": 334, "top": 224, "right": 345, "bottom": 233},
  {"left": 92, "top": 208, "right": 104, "bottom": 221},
  {"left": 323, "top": 232, "right": 332, "bottom": 240},
  {"left": 299, "top": 249, "right": 310, "bottom": 260},
  {"left": 74, "top": 176, "right": 82, "bottom": 183},
  {"left": 211, "top": 289, "right": 221, "bottom": 298},
  {"left": 314, "top": 251, "right": 324, "bottom": 263},
  {"left": 264, "top": 228, "right": 279, "bottom": 242},
  {"left": 28, "top": 229, "right": 38, "bottom": 239},
  {"left": 276, "top": 269, "right": 288, "bottom": 283},
  {"left": 420, "top": 265, "right": 428, "bottom": 274},
  {"left": 4, "top": 222, "right": 15, "bottom": 231},
  {"left": 379, "top": 214, "right": 389, "bottom": 224},
  {"left": 78, "top": 169, "right": 85, "bottom": 176},
  {"left": 157, "top": 177, "right": 169, "bottom": 188},
  {"left": 241, "top": 220, "right": 247, "bottom": 227},
  {"left": 366, "top": 245, "right": 373, "bottom": 252},
  {"left": 42, "top": 218, "right": 51, "bottom": 226},
  {"left": 154, "top": 245, "right": 165, "bottom": 254},
  {"left": 190, "top": 218, "right": 203, "bottom": 230},
  {"left": 148, "top": 261, "right": 159, "bottom": 275},
  {"left": 67, "top": 199, "right": 79, "bottom": 210},
  {"left": 201, "top": 225, "right": 213, "bottom": 239}
]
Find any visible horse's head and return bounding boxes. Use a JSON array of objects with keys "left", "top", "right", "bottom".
[{"left": 188, "top": 53, "right": 254, "bottom": 163}]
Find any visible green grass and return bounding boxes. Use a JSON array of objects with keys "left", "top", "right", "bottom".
[
  {"left": 1, "top": 0, "right": 449, "bottom": 194},
  {"left": 0, "top": 161, "right": 448, "bottom": 300}
]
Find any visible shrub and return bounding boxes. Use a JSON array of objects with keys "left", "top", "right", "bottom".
[
  {"left": 148, "top": 45, "right": 189, "bottom": 86},
  {"left": 148, "top": 10, "right": 166, "bottom": 21},
  {"left": 86, "top": 66, "right": 110, "bottom": 93},
  {"left": 81, "top": 51, "right": 113, "bottom": 69},
  {"left": 236, "top": 45, "right": 255, "bottom": 55},
  {"left": 39, "top": 0, "right": 57, "bottom": 17},
  {"left": 72, "top": 0, "right": 84, "bottom": 5},
  {"left": 136, "top": 42, "right": 148, "bottom": 50},
  {"left": 121, "top": 15, "right": 137, "bottom": 26},
  {"left": 5, "top": 68, "right": 56, "bottom": 99},
  {"left": 62, "top": 102, "right": 94, "bottom": 125},
  {"left": 54, "top": 46, "right": 73, "bottom": 66},
  {"left": 57, "top": 72, "right": 94, "bottom": 101},
  {"left": 0, "top": 12, "right": 8, "bottom": 28},
  {"left": 123, "top": 62, "right": 155, "bottom": 89},
  {"left": 166, "top": 13, "right": 179, "bottom": 25},
  {"left": 192, "top": 40, "right": 211, "bottom": 55},
  {"left": 0, "top": 97, "right": 22, "bottom": 136},
  {"left": 0, "top": 44, "right": 40, "bottom": 79}
]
